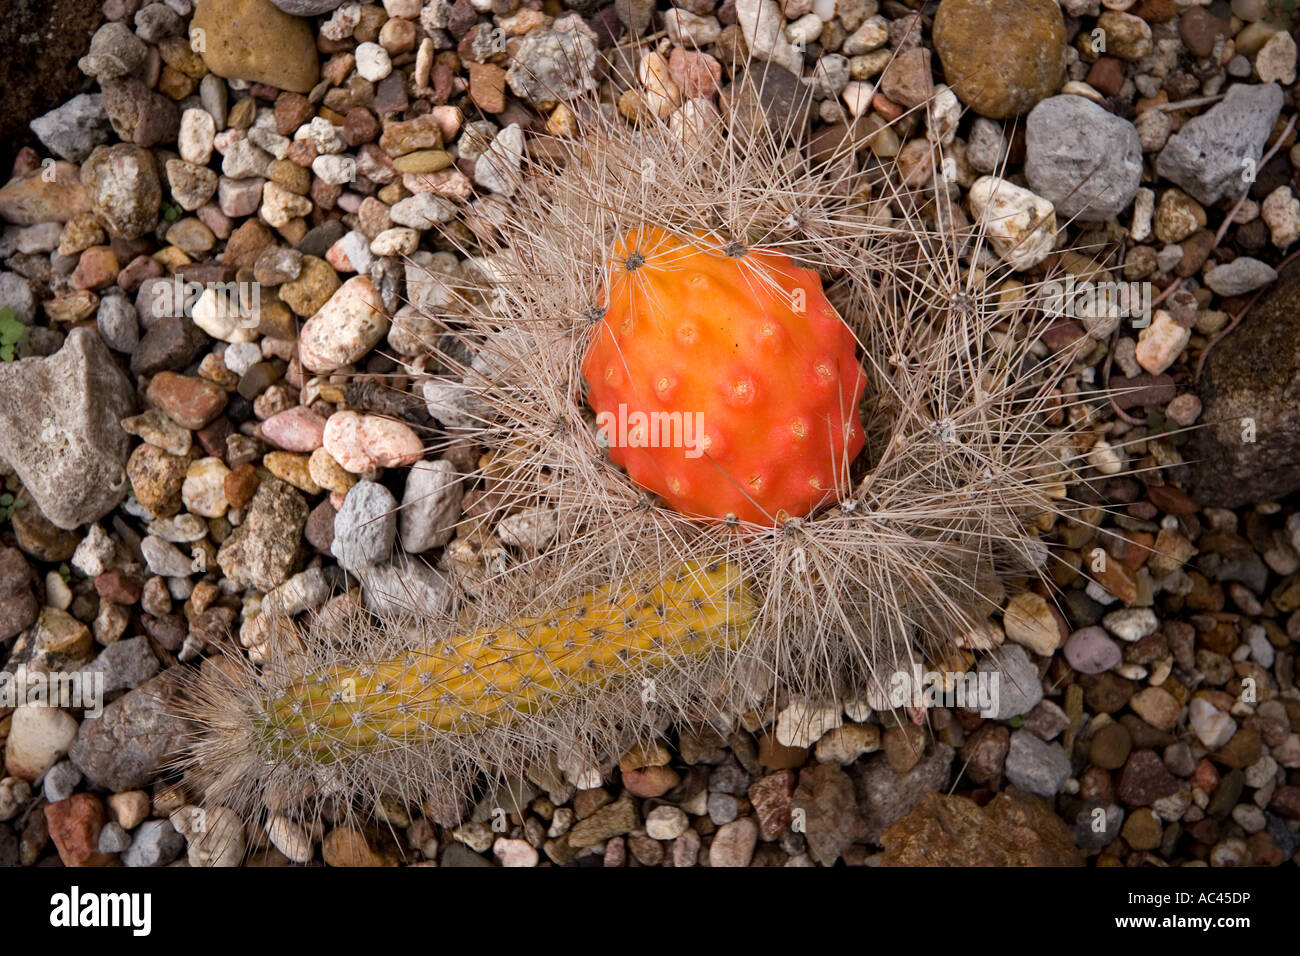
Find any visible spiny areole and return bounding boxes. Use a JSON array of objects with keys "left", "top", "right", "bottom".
[{"left": 175, "top": 35, "right": 1138, "bottom": 856}]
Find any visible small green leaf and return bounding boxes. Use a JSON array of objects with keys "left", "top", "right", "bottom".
[
  {"left": 1008, "top": 715, "right": 1024, "bottom": 728},
  {"left": 0, "top": 307, "right": 24, "bottom": 361}
]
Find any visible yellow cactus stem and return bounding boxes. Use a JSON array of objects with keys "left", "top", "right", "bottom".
[{"left": 257, "top": 560, "right": 754, "bottom": 761}]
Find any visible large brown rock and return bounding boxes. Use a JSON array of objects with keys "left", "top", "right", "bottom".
[
  {"left": 933, "top": 0, "right": 1066, "bottom": 119},
  {"left": 192, "top": 0, "right": 320, "bottom": 94},
  {"left": 1186, "top": 266, "right": 1300, "bottom": 507},
  {"left": 881, "top": 789, "right": 1084, "bottom": 866}
]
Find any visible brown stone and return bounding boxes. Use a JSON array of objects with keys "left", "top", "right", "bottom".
[
  {"left": 1187, "top": 265, "right": 1300, "bottom": 507},
  {"left": 933, "top": 0, "right": 1066, "bottom": 119},
  {"left": 1086, "top": 57, "right": 1125, "bottom": 97},
  {"left": 881, "top": 789, "right": 1084, "bottom": 865},
  {"left": 467, "top": 62, "right": 507, "bottom": 114},
  {"left": 223, "top": 462, "right": 260, "bottom": 509},
  {"left": 1179, "top": 8, "right": 1230, "bottom": 59},
  {"left": 191, "top": 0, "right": 319, "bottom": 94}
]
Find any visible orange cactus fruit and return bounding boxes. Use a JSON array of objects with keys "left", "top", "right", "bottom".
[{"left": 581, "top": 227, "right": 868, "bottom": 525}]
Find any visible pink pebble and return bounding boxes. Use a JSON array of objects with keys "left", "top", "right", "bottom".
[
  {"left": 323, "top": 410, "right": 423, "bottom": 473},
  {"left": 260, "top": 405, "right": 328, "bottom": 452},
  {"left": 196, "top": 203, "right": 233, "bottom": 240},
  {"left": 324, "top": 238, "right": 356, "bottom": 274}
]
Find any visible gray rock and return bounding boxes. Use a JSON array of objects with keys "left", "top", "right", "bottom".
[
  {"left": 976, "top": 643, "right": 1043, "bottom": 720},
  {"left": 69, "top": 670, "right": 189, "bottom": 791},
  {"left": 1187, "top": 263, "right": 1300, "bottom": 506},
  {"left": 0, "top": 273, "right": 36, "bottom": 325},
  {"left": 216, "top": 476, "right": 308, "bottom": 591},
  {"left": 1156, "top": 82, "right": 1283, "bottom": 205},
  {"left": 1025, "top": 95, "right": 1142, "bottom": 221},
  {"left": 332, "top": 480, "right": 397, "bottom": 570},
  {"left": 0, "top": 327, "right": 135, "bottom": 529},
  {"left": 1072, "top": 802, "right": 1124, "bottom": 850},
  {"left": 851, "top": 742, "right": 954, "bottom": 842},
  {"left": 1063, "top": 626, "right": 1122, "bottom": 675},
  {"left": 268, "top": 0, "right": 350, "bottom": 13},
  {"left": 199, "top": 74, "right": 229, "bottom": 131},
  {"left": 390, "top": 193, "right": 455, "bottom": 230},
  {"left": 1204, "top": 257, "right": 1278, "bottom": 297},
  {"left": 141, "top": 534, "right": 194, "bottom": 577},
  {"left": 76, "top": 636, "right": 161, "bottom": 695},
  {"left": 81, "top": 144, "right": 162, "bottom": 241},
  {"left": 261, "top": 566, "right": 329, "bottom": 616},
  {"left": 399, "top": 459, "right": 461, "bottom": 552},
  {"left": 134, "top": 3, "right": 184, "bottom": 42},
  {"left": 707, "top": 791, "right": 740, "bottom": 825},
  {"left": 358, "top": 555, "right": 452, "bottom": 617},
  {"left": 96, "top": 293, "right": 140, "bottom": 354},
  {"left": 966, "top": 117, "right": 1007, "bottom": 174},
  {"left": 506, "top": 29, "right": 598, "bottom": 106},
  {"left": 1005, "top": 729, "right": 1071, "bottom": 797},
  {"left": 98, "top": 821, "right": 133, "bottom": 854},
  {"left": 441, "top": 842, "right": 495, "bottom": 867},
  {"left": 43, "top": 760, "right": 83, "bottom": 803},
  {"left": 614, "top": 0, "right": 654, "bottom": 33},
  {"left": 474, "top": 123, "right": 524, "bottom": 197},
  {"left": 30, "top": 94, "right": 113, "bottom": 163},
  {"left": 122, "top": 819, "right": 186, "bottom": 867},
  {"left": 78, "top": 22, "right": 149, "bottom": 82}
]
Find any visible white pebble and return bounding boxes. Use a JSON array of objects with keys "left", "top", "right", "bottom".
[{"left": 355, "top": 42, "right": 393, "bottom": 82}]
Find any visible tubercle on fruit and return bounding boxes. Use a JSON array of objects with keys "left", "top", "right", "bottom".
[
  {"left": 253, "top": 560, "right": 753, "bottom": 762},
  {"left": 581, "top": 227, "right": 868, "bottom": 527}
]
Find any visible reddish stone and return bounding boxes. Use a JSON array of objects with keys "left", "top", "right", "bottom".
[
  {"left": 148, "top": 371, "right": 229, "bottom": 429},
  {"left": 196, "top": 416, "right": 235, "bottom": 459},
  {"left": 1110, "top": 373, "right": 1176, "bottom": 411},
  {"left": 1132, "top": 0, "right": 1177, "bottom": 21},
  {"left": 668, "top": 47, "right": 722, "bottom": 99},
  {"left": 1190, "top": 758, "right": 1219, "bottom": 793},
  {"left": 621, "top": 765, "right": 680, "bottom": 798},
  {"left": 1149, "top": 486, "right": 1196, "bottom": 515},
  {"left": 1116, "top": 750, "right": 1179, "bottom": 807},
  {"left": 467, "top": 62, "right": 506, "bottom": 114},
  {"left": 1094, "top": 558, "right": 1139, "bottom": 604},
  {"left": 71, "top": 245, "right": 121, "bottom": 290},
  {"left": 1042, "top": 319, "right": 1086, "bottom": 350},
  {"left": 224, "top": 463, "right": 260, "bottom": 510},
  {"left": 45, "top": 794, "right": 115, "bottom": 866},
  {"left": 117, "top": 253, "right": 165, "bottom": 294},
  {"left": 342, "top": 107, "right": 380, "bottom": 147},
  {"left": 1086, "top": 57, "right": 1125, "bottom": 97},
  {"left": 872, "top": 92, "right": 903, "bottom": 121},
  {"left": 748, "top": 770, "right": 796, "bottom": 840},
  {"left": 275, "top": 91, "right": 315, "bottom": 136},
  {"left": 95, "top": 569, "right": 143, "bottom": 605}
]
